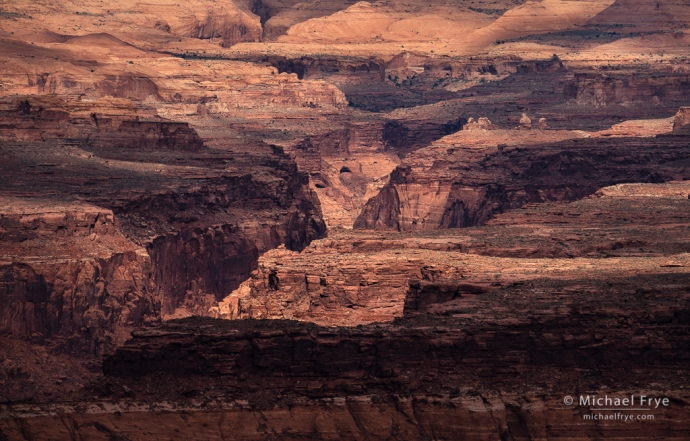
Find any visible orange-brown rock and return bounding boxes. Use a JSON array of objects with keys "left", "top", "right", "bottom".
[
  {"left": 464, "top": 117, "right": 495, "bottom": 131},
  {"left": 564, "top": 72, "right": 690, "bottom": 107},
  {"left": 0, "top": 197, "right": 155, "bottom": 351},
  {"left": 213, "top": 181, "right": 690, "bottom": 325},
  {"left": 2, "top": 0, "right": 690, "bottom": 437},
  {"left": 89, "top": 120, "right": 204, "bottom": 152},
  {"left": 34, "top": 180, "right": 685, "bottom": 440},
  {"left": 0, "top": 0, "right": 262, "bottom": 48},
  {"left": 2, "top": 391, "right": 690, "bottom": 440},
  {"left": 673, "top": 107, "right": 690, "bottom": 132},
  {"left": 519, "top": 113, "right": 532, "bottom": 129},
  {"left": 7, "top": 293, "right": 685, "bottom": 440},
  {"left": 355, "top": 127, "right": 690, "bottom": 231},
  {"left": 0, "top": 95, "right": 326, "bottom": 359}
]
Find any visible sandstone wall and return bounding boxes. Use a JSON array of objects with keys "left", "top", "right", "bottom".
[
  {"left": 25, "top": 311, "right": 682, "bottom": 440},
  {"left": 0, "top": 201, "right": 155, "bottom": 355},
  {"left": 673, "top": 106, "right": 690, "bottom": 132},
  {"left": 0, "top": 97, "right": 327, "bottom": 356},
  {"left": 355, "top": 135, "right": 690, "bottom": 231},
  {"left": 565, "top": 73, "right": 690, "bottom": 106}
]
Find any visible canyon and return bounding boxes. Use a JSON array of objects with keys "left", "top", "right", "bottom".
[{"left": 1, "top": 0, "right": 690, "bottom": 439}]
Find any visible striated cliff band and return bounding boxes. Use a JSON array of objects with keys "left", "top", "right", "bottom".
[{"left": 1, "top": 0, "right": 690, "bottom": 439}]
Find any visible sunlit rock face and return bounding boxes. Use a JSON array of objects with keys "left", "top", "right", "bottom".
[
  {"left": 0, "top": 95, "right": 326, "bottom": 355},
  {"left": 355, "top": 126, "right": 690, "bottom": 231},
  {"left": 2, "top": 0, "right": 690, "bottom": 438},
  {"left": 674, "top": 107, "right": 690, "bottom": 132}
]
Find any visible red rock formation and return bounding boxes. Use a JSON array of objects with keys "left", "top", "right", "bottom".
[
  {"left": 3, "top": 393, "right": 689, "bottom": 441},
  {"left": 182, "top": 7, "right": 262, "bottom": 47},
  {"left": 2, "top": 0, "right": 690, "bottom": 437},
  {"left": 102, "top": 310, "right": 690, "bottom": 406},
  {"left": 212, "top": 181, "right": 690, "bottom": 326},
  {"left": 0, "top": 197, "right": 156, "bottom": 360},
  {"left": 36, "top": 172, "right": 686, "bottom": 438},
  {"left": 464, "top": 117, "right": 495, "bottom": 131},
  {"left": 6, "top": 301, "right": 682, "bottom": 439},
  {"left": 0, "top": 96, "right": 327, "bottom": 360},
  {"left": 355, "top": 130, "right": 690, "bottom": 231},
  {"left": 89, "top": 121, "right": 204, "bottom": 152},
  {"left": 564, "top": 72, "right": 690, "bottom": 107},
  {"left": 673, "top": 107, "right": 690, "bottom": 132}
]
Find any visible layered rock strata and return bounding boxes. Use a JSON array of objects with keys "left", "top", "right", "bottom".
[
  {"left": 0, "top": 198, "right": 155, "bottom": 353},
  {"left": 5, "top": 292, "right": 687, "bottom": 441},
  {"left": 1, "top": 0, "right": 690, "bottom": 438},
  {"left": 355, "top": 129, "right": 690, "bottom": 231},
  {"left": 674, "top": 107, "right": 690, "bottom": 133},
  {"left": 20, "top": 181, "right": 684, "bottom": 439},
  {"left": 0, "top": 96, "right": 326, "bottom": 364},
  {"left": 564, "top": 72, "right": 690, "bottom": 107},
  {"left": 215, "top": 181, "right": 690, "bottom": 325}
]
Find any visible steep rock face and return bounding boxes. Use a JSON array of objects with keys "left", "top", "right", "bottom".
[
  {"left": 89, "top": 121, "right": 204, "bottom": 152},
  {"left": 674, "top": 107, "right": 690, "bottom": 132},
  {"left": 214, "top": 181, "right": 690, "bottom": 325},
  {"left": 0, "top": 255, "right": 154, "bottom": 356},
  {"left": 103, "top": 311, "right": 690, "bottom": 401},
  {"left": 148, "top": 228, "right": 260, "bottom": 318},
  {"left": 4, "top": 394, "right": 688, "bottom": 441},
  {"left": 144, "top": 190, "right": 326, "bottom": 319},
  {"left": 256, "top": 54, "right": 386, "bottom": 82},
  {"left": 381, "top": 117, "right": 466, "bottom": 157},
  {"left": 0, "top": 97, "right": 327, "bottom": 356},
  {"left": 2, "top": 0, "right": 690, "bottom": 437},
  {"left": 211, "top": 243, "right": 414, "bottom": 324},
  {"left": 181, "top": 4, "right": 262, "bottom": 47},
  {"left": 284, "top": 124, "right": 402, "bottom": 228},
  {"left": 0, "top": 95, "right": 139, "bottom": 142},
  {"left": 17, "top": 303, "right": 684, "bottom": 440},
  {"left": 0, "top": 199, "right": 157, "bottom": 356},
  {"left": 4, "top": 181, "right": 690, "bottom": 436},
  {"left": 279, "top": 108, "right": 467, "bottom": 229},
  {"left": 355, "top": 130, "right": 690, "bottom": 231},
  {"left": 565, "top": 72, "right": 690, "bottom": 106}
]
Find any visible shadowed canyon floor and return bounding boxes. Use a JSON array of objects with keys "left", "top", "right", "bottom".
[{"left": 1, "top": 0, "right": 690, "bottom": 439}]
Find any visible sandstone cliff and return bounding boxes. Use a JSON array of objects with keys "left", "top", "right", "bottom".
[
  {"left": 355, "top": 128, "right": 690, "bottom": 231},
  {"left": 2, "top": 0, "right": 690, "bottom": 438},
  {"left": 0, "top": 96, "right": 326, "bottom": 363},
  {"left": 673, "top": 107, "right": 690, "bottom": 132},
  {"left": 214, "top": 181, "right": 690, "bottom": 325}
]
